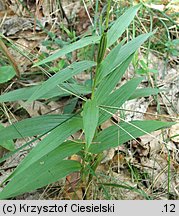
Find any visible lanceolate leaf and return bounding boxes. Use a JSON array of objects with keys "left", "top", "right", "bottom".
[
  {"left": 97, "top": 31, "right": 107, "bottom": 65},
  {"left": 96, "top": 32, "right": 153, "bottom": 84},
  {"left": 34, "top": 36, "right": 100, "bottom": 66},
  {"left": 107, "top": 5, "right": 140, "bottom": 47},
  {"left": 33, "top": 5, "right": 140, "bottom": 67},
  {"left": 0, "top": 83, "right": 91, "bottom": 102},
  {"left": 90, "top": 120, "right": 175, "bottom": 154},
  {"left": 95, "top": 54, "right": 133, "bottom": 104},
  {"left": 9, "top": 116, "right": 82, "bottom": 179},
  {"left": 0, "top": 156, "right": 81, "bottom": 199},
  {"left": 28, "top": 61, "right": 96, "bottom": 102},
  {"left": 0, "top": 124, "right": 15, "bottom": 151},
  {"left": 0, "top": 114, "right": 74, "bottom": 142},
  {"left": 0, "top": 65, "right": 16, "bottom": 83},
  {"left": 129, "top": 88, "right": 161, "bottom": 100},
  {"left": 83, "top": 99, "right": 99, "bottom": 148},
  {"left": 99, "top": 77, "right": 143, "bottom": 124}
]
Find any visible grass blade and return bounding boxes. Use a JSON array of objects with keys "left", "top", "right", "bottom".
[
  {"left": 97, "top": 32, "right": 153, "bottom": 84},
  {"left": 9, "top": 116, "right": 82, "bottom": 179},
  {"left": 99, "top": 77, "right": 143, "bottom": 124},
  {"left": 83, "top": 99, "right": 99, "bottom": 148},
  {"left": 34, "top": 36, "right": 100, "bottom": 66},
  {"left": 0, "top": 124, "right": 15, "bottom": 151},
  {"left": 0, "top": 157, "right": 81, "bottom": 199},
  {"left": 129, "top": 88, "right": 161, "bottom": 100},
  {"left": 0, "top": 114, "right": 74, "bottom": 141},
  {"left": 90, "top": 120, "right": 174, "bottom": 153},
  {"left": 107, "top": 5, "right": 140, "bottom": 47},
  {"left": 28, "top": 61, "right": 96, "bottom": 102},
  {"left": 0, "top": 83, "right": 91, "bottom": 102},
  {"left": 95, "top": 54, "right": 133, "bottom": 104}
]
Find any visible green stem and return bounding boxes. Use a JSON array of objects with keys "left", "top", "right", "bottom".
[
  {"left": 91, "top": 64, "right": 100, "bottom": 99},
  {"left": 85, "top": 153, "right": 104, "bottom": 199},
  {"left": 91, "top": 1, "right": 111, "bottom": 99}
]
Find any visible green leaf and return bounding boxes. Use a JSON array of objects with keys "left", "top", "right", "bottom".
[
  {"left": 99, "top": 77, "right": 143, "bottom": 124},
  {"left": 64, "top": 98, "right": 78, "bottom": 114},
  {"left": 34, "top": 36, "right": 100, "bottom": 66},
  {"left": 90, "top": 120, "right": 175, "bottom": 154},
  {"left": 83, "top": 99, "right": 99, "bottom": 148},
  {"left": 0, "top": 114, "right": 74, "bottom": 142},
  {"left": 0, "top": 82, "right": 91, "bottom": 102},
  {"left": 95, "top": 54, "right": 133, "bottom": 104},
  {"left": 0, "top": 65, "right": 16, "bottom": 83},
  {"left": 97, "top": 32, "right": 153, "bottom": 84},
  {"left": 107, "top": 5, "right": 140, "bottom": 47},
  {"left": 129, "top": 88, "right": 161, "bottom": 100},
  {"left": 33, "top": 5, "right": 140, "bottom": 67},
  {"left": 0, "top": 157, "right": 81, "bottom": 199},
  {"left": 97, "top": 31, "right": 107, "bottom": 64},
  {"left": 28, "top": 61, "right": 96, "bottom": 102},
  {"left": 0, "top": 124, "right": 15, "bottom": 151},
  {"left": 9, "top": 116, "right": 82, "bottom": 179}
]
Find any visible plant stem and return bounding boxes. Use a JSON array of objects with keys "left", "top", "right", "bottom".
[
  {"left": 91, "top": 64, "right": 100, "bottom": 99},
  {"left": 85, "top": 153, "right": 104, "bottom": 199},
  {"left": 83, "top": 0, "right": 111, "bottom": 198}
]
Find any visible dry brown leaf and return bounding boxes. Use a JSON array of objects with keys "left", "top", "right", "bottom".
[
  {"left": 170, "top": 123, "right": 179, "bottom": 143},
  {"left": 18, "top": 101, "right": 51, "bottom": 117}
]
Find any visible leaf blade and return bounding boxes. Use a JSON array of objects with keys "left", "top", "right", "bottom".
[
  {"left": 28, "top": 61, "right": 96, "bottom": 102},
  {"left": 0, "top": 124, "right": 15, "bottom": 151},
  {"left": 0, "top": 114, "right": 75, "bottom": 142},
  {"left": 107, "top": 5, "right": 140, "bottom": 47},
  {"left": 83, "top": 99, "right": 99, "bottom": 148},
  {"left": 34, "top": 36, "right": 100, "bottom": 66},
  {"left": 90, "top": 120, "right": 175, "bottom": 154},
  {"left": 99, "top": 77, "right": 143, "bottom": 124},
  {"left": 97, "top": 32, "right": 153, "bottom": 84},
  {"left": 129, "top": 88, "right": 161, "bottom": 100},
  {"left": 0, "top": 158, "right": 81, "bottom": 199},
  {"left": 0, "top": 83, "right": 91, "bottom": 102},
  {"left": 95, "top": 54, "right": 133, "bottom": 104},
  {"left": 9, "top": 116, "right": 82, "bottom": 178}
]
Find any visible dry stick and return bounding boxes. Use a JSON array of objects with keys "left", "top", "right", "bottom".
[
  {"left": 0, "top": 39, "right": 20, "bottom": 78},
  {"left": 82, "top": 0, "right": 94, "bottom": 28}
]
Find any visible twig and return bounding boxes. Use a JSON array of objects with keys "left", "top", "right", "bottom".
[{"left": 0, "top": 39, "right": 20, "bottom": 78}]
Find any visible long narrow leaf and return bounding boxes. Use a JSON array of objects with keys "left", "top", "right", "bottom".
[
  {"left": 96, "top": 32, "right": 153, "bottom": 84},
  {"left": 90, "top": 120, "right": 174, "bottom": 154},
  {"left": 28, "top": 61, "right": 96, "bottom": 102},
  {"left": 0, "top": 158, "right": 81, "bottom": 199},
  {"left": 0, "top": 83, "right": 91, "bottom": 102},
  {"left": 129, "top": 88, "right": 161, "bottom": 100},
  {"left": 83, "top": 99, "right": 99, "bottom": 148},
  {"left": 99, "top": 77, "right": 143, "bottom": 124},
  {"left": 34, "top": 36, "right": 100, "bottom": 66},
  {"left": 0, "top": 124, "right": 15, "bottom": 151},
  {"left": 0, "top": 114, "right": 74, "bottom": 142},
  {"left": 95, "top": 54, "right": 133, "bottom": 104},
  {"left": 8, "top": 116, "right": 82, "bottom": 178},
  {"left": 107, "top": 5, "right": 140, "bottom": 47}
]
